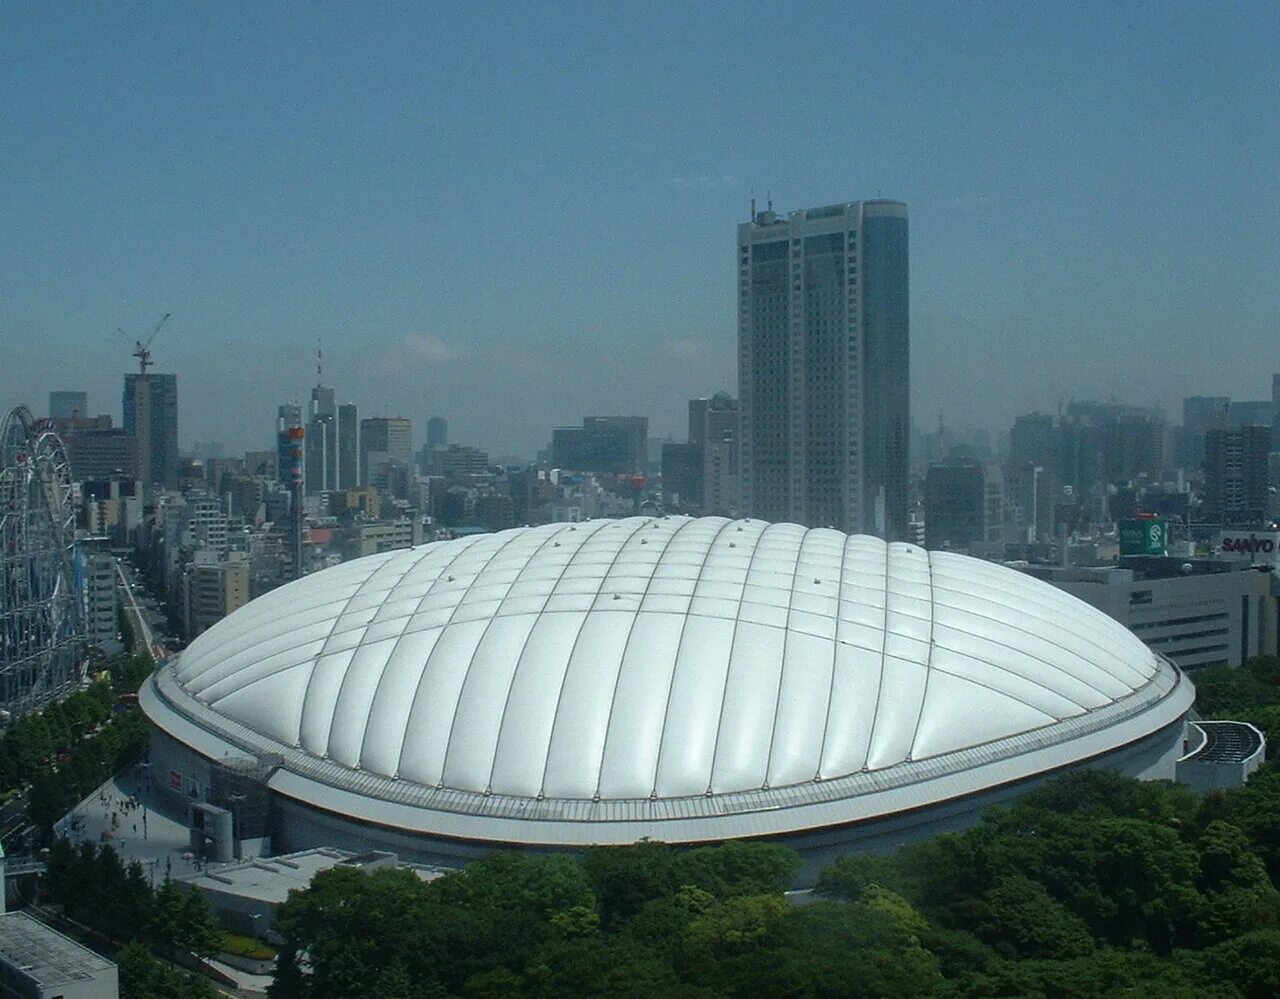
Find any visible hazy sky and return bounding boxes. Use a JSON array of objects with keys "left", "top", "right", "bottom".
[{"left": 3, "top": 3, "right": 1277, "bottom": 459}]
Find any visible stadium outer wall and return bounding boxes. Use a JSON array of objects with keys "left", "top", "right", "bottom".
[{"left": 143, "top": 714, "right": 1187, "bottom": 887}]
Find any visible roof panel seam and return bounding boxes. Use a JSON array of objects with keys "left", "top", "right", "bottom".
[
  {"left": 437, "top": 523, "right": 580, "bottom": 788},
  {"left": 649, "top": 517, "right": 740, "bottom": 798},
  {"left": 593, "top": 519, "right": 699, "bottom": 800},
  {"left": 536, "top": 519, "right": 654, "bottom": 798}
]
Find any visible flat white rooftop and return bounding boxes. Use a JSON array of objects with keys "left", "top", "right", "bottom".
[
  {"left": 179, "top": 847, "right": 448, "bottom": 904},
  {"left": 0, "top": 911, "right": 116, "bottom": 989}
]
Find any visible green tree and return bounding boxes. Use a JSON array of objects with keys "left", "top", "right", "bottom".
[
  {"left": 176, "top": 889, "right": 222, "bottom": 963},
  {"left": 953, "top": 874, "right": 1095, "bottom": 958},
  {"left": 1199, "top": 929, "right": 1280, "bottom": 999}
]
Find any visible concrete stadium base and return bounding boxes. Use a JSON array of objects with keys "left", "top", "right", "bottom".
[{"left": 146, "top": 716, "right": 1187, "bottom": 888}]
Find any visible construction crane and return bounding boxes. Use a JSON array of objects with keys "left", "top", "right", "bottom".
[{"left": 117, "top": 313, "right": 171, "bottom": 375}]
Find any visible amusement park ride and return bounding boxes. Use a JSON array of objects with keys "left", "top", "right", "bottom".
[{"left": 0, "top": 406, "right": 83, "bottom": 718}]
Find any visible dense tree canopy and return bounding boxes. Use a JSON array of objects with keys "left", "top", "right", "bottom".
[{"left": 265, "top": 656, "right": 1280, "bottom": 998}]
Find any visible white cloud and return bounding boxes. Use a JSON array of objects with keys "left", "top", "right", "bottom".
[
  {"left": 401, "top": 332, "right": 464, "bottom": 363},
  {"left": 671, "top": 174, "right": 737, "bottom": 190}
]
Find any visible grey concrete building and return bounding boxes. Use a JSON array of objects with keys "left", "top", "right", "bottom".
[
  {"left": 0, "top": 912, "right": 118, "bottom": 998},
  {"left": 47, "top": 391, "right": 87, "bottom": 421},
  {"left": 738, "top": 200, "right": 908, "bottom": 538}
]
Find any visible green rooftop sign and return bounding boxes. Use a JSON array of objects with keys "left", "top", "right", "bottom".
[{"left": 1120, "top": 518, "right": 1167, "bottom": 556}]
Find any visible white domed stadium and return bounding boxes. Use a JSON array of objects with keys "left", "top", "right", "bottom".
[{"left": 140, "top": 517, "right": 1193, "bottom": 878}]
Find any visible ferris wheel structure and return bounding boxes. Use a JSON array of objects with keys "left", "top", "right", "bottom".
[{"left": 0, "top": 406, "right": 84, "bottom": 718}]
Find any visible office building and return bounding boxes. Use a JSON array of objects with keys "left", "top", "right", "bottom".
[
  {"left": 738, "top": 200, "right": 908, "bottom": 537},
  {"left": 1229, "top": 400, "right": 1274, "bottom": 430},
  {"left": 343, "top": 518, "right": 423, "bottom": 559},
  {"left": 123, "top": 372, "right": 179, "bottom": 489},
  {"left": 64, "top": 428, "right": 138, "bottom": 481},
  {"left": 183, "top": 552, "right": 249, "bottom": 638},
  {"left": 924, "top": 462, "right": 1002, "bottom": 550},
  {"left": 1009, "top": 412, "right": 1057, "bottom": 468},
  {"left": 80, "top": 543, "right": 118, "bottom": 648},
  {"left": 661, "top": 442, "right": 702, "bottom": 510},
  {"left": 690, "top": 394, "right": 740, "bottom": 517},
  {"left": 48, "top": 391, "right": 87, "bottom": 421},
  {"left": 426, "top": 416, "right": 448, "bottom": 449},
  {"left": 337, "top": 403, "right": 359, "bottom": 490},
  {"left": 1203, "top": 425, "right": 1270, "bottom": 525},
  {"left": 551, "top": 416, "right": 648, "bottom": 475},
  {"left": 1273, "top": 373, "right": 1280, "bottom": 448},
  {"left": 1004, "top": 462, "right": 1053, "bottom": 542},
  {"left": 360, "top": 417, "right": 413, "bottom": 486},
  {"left": 306, "top": 385, "right": 338, "bottom": 495},
  {"left": 1182, "top": 396, "right": 1231, "bottom": 469},
  {"left": 244, "top": 449, "right": 277, "bottom": 479},
  {"left": 440, "top": 444, "right": 488, "bottom": 478}
]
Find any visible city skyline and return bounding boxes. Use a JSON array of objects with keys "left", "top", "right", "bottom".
[{"left": 3, "top": 5, "right": 1276, "bottom": 458}]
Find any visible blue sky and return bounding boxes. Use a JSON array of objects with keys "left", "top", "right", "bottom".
[{"left": 2, "top": 2, "right": 1277, "bottom": 458}]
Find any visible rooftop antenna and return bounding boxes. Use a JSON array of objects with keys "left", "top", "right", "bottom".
[
  {"left": 750, "top": 188, "right": 756, "bottom": 221},
  {"left": 316, "top": 339, "right": 323, "bottom": 386},
  {"left": 766, "top": 190, "right": 772, "bottom": 211}
]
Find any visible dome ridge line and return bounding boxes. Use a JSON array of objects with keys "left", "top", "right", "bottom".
[
  {"left": 434, "top": 524, "right": 579, "bottom": 786},
  {"left": 814, "top": 529, "right": 854, "bottom": 779},
  {"left": 478, "top": 521, "right": 603, "bottom": 795},
  {"left": 859, "top": 539, "right": 893, "bottom": 771},
  {"left": 382, "top": 536, "right": 513, "bottom": 777},
  {"left": 323, "top": 548, "right": 442, "bottom": 762},
  {"left": 761, "top": 526, "right": 811, "bottom": 788},
  {"left": 295, "top": 552, "right": 422, "bottom": 754},
  {"left": 930, "top": 568, "right": 1139, "bottom": 676},
  {"left": 905, "top": 547, "right": 938, "bottom": 760},
  {"left": 593, "top": 517, "right": 701, "bottom": 801},
  {"left": 705, "top": 519, "right": 771, "bottom": 794},
  {"left": 926, "top": 573, "right": 1146, "bottom": 681},
  {"left": 649, "top": 517, "right": 739, "bottom": 799},
  {"left": 535, "top": 517, "right": 658, "bottom": 799},
  {"left": 363, "top": 541, "right": 504, "bottom": 773},
  {"left": 925, "top": 595, "right": 1138, "bottom": 700}
]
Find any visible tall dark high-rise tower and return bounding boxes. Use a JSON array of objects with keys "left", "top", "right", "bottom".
[
  {"left": 123, "top": 372, "right": 178, "bottom": 489},
  {"left": 738, "top": 200, "right": 909, "bottom": 538},
  {"left": 305, "top": 383, "right": 337, "bottom": 495},
  {"left": 337, "top": 404, "right": 359, "bottom": 490}
]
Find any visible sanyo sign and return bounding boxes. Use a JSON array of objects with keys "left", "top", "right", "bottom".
[{"left": 1218, "top": 532, "right": 1280, "bottom": 563}]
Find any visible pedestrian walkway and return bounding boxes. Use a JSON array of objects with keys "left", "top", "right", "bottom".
[{"left": 58, "top": 765, "right": 207, "bottom": 885}]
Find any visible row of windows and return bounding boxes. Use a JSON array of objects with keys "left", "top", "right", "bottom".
[
  {"left": 1146, "top": 628, "right": 1230, "bottom": 646},
  {"left": 1130, "top": 612, "right": 1230, "bottom": 631},
  {"left": 1166, "top": 643, "right": 1230, "bottom": 658}
]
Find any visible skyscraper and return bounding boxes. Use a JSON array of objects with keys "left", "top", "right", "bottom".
[
  {"left": 48, "top": 391, "right": 87, "bottom": 421},
  {"left": 738, "top": 200, "right": 909, "bottom": 537},
  {"left": 305, "top": 384, "right": 337, "bottom": 495},
  {"left": 338, "top": 404, "right": 359, "bottom": 490},
  {"left": 360, "top": 416, "right": 413, "bottom": 486},
  {"left": 551, "top": 417, "right": 648, "bottom": 475},
  {"left": 426, "top": 416, "right": 448, "bottom": 449},
  {"left": 1203, "top": 425, "right": 1270, "bottom": 525},
  {"left": 123, "top": 372, "right": 179, "bottom": 489},
  {"left": 689, "top": 394, "right": 739, "bottom": 517}
]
